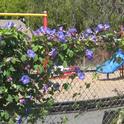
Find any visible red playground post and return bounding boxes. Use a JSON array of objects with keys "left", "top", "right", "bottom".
[{"left": 43, "top": 11, "right": 48, "bottom": 30}]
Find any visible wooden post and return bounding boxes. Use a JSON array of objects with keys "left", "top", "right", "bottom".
[{"left": 107, "top": 73, "right": 109, "bottom": 79}]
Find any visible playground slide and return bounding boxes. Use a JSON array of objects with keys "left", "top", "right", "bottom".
[{"left": 96, "top": 49, "right": 124, "bottom": 74}]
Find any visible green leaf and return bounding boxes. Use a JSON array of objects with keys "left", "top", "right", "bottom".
[
  {"left": 0, "top": 86, "right": 8, "bottom": 94},
  {"left": 63, "top": 83, "right": 71, "bottom": 91},
  {"left": 32, "top": 45, "right": 39, "bottom": 52},
  {"left": 63, "top": 61, "right": 67, "bottom": 67},
  {"left": 4, "top": 112, "right": 9, "bottom": 120},
  {"left": 73, "top": 93, "right": 80, "bottom": 98},
  {"left": 34, "top": 64, "right": 44, "bottom": 73},
  {"left": 9, "top": 66, "right": 15, "bottom": 72},
  {"left": 8, "top": 118, "right": 14, "bottom": 124},
  {"left": 11, "top": 57, "right": 20, "bottom": 64},
  {"left": 67, "top": 49, "right": 74, "bottom": 57},
  {"left": 34, "top": 55, "right": 38, "bottom": 62},
  {"left": 34, "top": 64, "right": 39, "bottom": 69},
  {"left": 46, "top": 97, "right": 54, "bottom": 107},
  {"left": 1, "top": 111, "right": 9, "bottom": 120},
  {"left": 0, "top": 40, "right": 6, "bottom": 47},
  {"left": 85, "top": 83, "right": 90, "bottom": 89},
  {"left": 39, "top": 65, "right": 44, "bottom": 73},
  {"left": 92, "top": 72, "right": 99, "bottom": 80},
  {"left": 13, "top": 95, "right": 19, "bottom": 102},
  {"left": 62, "top": 44, "right": 68, "bottom": 50},
  {"left": 6, "top": 95, "right": 13, "bottom": 102},
  {"left": 59, "top": 54, "right": 64, "bottom": 61},
  {"left": 3, "top": 70, "right": 10, "bottom": 76},
  {"left": 21, "top": 55, "right": 27, "bottom": 62},
  {"left": 47, "top": 42, "right": 53, "bottom": 47}
]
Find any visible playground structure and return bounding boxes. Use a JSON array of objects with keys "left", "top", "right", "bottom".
[
  {"left": 0, "top": 11, "right": 48, "bottom": 29},
  {"left": 96, "top": 49, "right": 124, "bottom": 79}
]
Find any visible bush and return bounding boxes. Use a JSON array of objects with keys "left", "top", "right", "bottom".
[
  {"left": 0, "top": 23, "right": 89, "bottom": 123},
  {"left": 1, "top": 21, "right": 123, "bottom": 123}
]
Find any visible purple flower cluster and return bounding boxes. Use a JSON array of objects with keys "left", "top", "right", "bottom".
[
  {"left": 42, "top": 82, "right": 60, "bottom": 93},
  {"left": 48, "top": 48, "right": 58, "bottom": 58},
  {"left": 43, "top": 84, "right": 49, "bottom": 93},
  {"left": 5, "top": 22, "right": 15, "bottom": 28},
  {"left": 77, "top": 71, "right": 85, "bottom": 80},
  {"left": 80, "top": 23, "right": 110, "bottom": 42},
  {"left": 33, "top": 26, "right": 77, "bottom": 43},
  {"left": 20, "top": 75, "right": 30, "bottom": 85},
  {"left": 95, "top": 23, "right": 110, "bottom": 33},
  {"left": 75, "top": 67, "right": 85, "bottom": 80},
  {"left": 57, "top": 31, "right": 67, "bottom": 43},
  {"left": 67, "top": 28, "right": 77, "bottom": 37},
  {"left": 7, "top": 77, "right": 13, "bottom": 82},
  {"left": 27, "top": 49, "right": 36, "bottom": 58},
  {"left": 19, "top": 98, "right": 26, "bottom": 104},
  {"left": 85, "top": 49, "right": 94, "bottom": 60},
  {"left": 16, "top": 115, "right": 22, "bottom": 124}
]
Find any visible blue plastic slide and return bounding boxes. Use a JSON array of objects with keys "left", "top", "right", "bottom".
[{"left": 96, "top": 49, "right": 124, "bottom": 74}]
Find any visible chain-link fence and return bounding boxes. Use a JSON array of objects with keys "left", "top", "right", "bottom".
[{"left": 40, "top": 48, "right": 124, "bottom": 124}]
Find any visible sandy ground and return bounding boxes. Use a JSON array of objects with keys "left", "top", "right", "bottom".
[{"left": 51, "top": 70, "right": 124, "bottom": 103}]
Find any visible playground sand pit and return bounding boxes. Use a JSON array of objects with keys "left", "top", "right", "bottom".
[{"left": 51, "top": 70, "right": 124, "bottom": 103}]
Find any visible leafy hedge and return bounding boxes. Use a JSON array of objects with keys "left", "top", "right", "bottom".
[
  {"left": 0, "top": 23, "right": 88, "bottom": 123},
  {"left": 0, "top": 21, "right": 124, "bottom": 123}
]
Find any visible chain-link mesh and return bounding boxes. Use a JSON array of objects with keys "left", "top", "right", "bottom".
[{"left": 40, "top": 48, "right": 124, "bottom": 124}]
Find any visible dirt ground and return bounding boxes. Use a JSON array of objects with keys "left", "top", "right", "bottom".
[{"left": 51, "top": 70, "right": 124, "bottom": 103}]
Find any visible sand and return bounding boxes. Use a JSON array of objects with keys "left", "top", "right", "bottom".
[{"left": 51, "top": 70, "right": 124, "bottom": 103}]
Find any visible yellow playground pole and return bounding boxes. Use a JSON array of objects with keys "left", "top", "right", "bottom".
[{"left": 0, "top": 11, "right": 48, "bottom": 29}]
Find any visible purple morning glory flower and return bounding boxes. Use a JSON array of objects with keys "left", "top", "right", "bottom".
[
  {"left": 46, "top": 28, "right": 52, "bottom": 35},
  {"left": 27, "top": 49, "right": 36, "bottom": 58},
  {"left": 16, "top": 115, "right": 22, "bottom": 124},
  {"left": 49, "top": 48, "right": 57, "bottom": 58},
  {"left": 68, "top": 28, "right": 77, "bottom": 33},
  {"left": 57, "top": 31, "right": 64, "bottom": 36},
  {"left": 49, "top": 29, "right": 56, "bottom": 36},
  {"left": 59, "top": 35, "right": 67, "bottom": 42},
  {"left": 33, "top": 29, "right": 42, "bottom": 36},
  {"left": 46, "top": 28, "right": 56, "bottom": 36},
  {"left": 19, "top": 98, "right": 26, "bottom": 104},
  {"left": 89, "top": 35, "right": 97, "bottom": 43},
  {"left": 20, "top": 75, "right": 30, "bottom": 85},
  {"left": 5, "top": 22, "right": 15, "bottom": 28},
  {"left": 96, "top": 24, "right": 104, "bottom": 32},
  {"left": 66, "top": 31, "right": 72, "bottom": 37},
  {"left": 77, "top": 71, "right": 85, "bottom": 80},
  {"left": 74, "top": 67, "right": 85, "bottom": 80},
  {"left": 74, "top": 66, "right": 80, "bottom": 73},
  {"left": 67, "top": 28, "right": 77, "bottom": 37},
  {"left": 85, "top": 49, "right": 93, "bottom": 60},
  {"left": 59, "top": 26, "right": 64, "bottom": 31},
  {"left": 59, "top": 35, "right": 67, "bottom": 43},
  {"left": 57, "top": 31, "right": 67, "bottom": 42},
  {"left": 82, "top": 32, "right": 90, "bottom": 39},
  {"left": 85, "top": 28, "right": 93, "bottom": 34},
  {"left": 7, "top": 77, "right": 13, "bottom": 82},
  {"left": 104, "top": 23, "right": 110, "bottom": 30},
  {"left": 43, "top": 84, "right": 49, "bottom": 93},
  {"left": 39, "top": 26, "right": 46, "bottom": 34}
]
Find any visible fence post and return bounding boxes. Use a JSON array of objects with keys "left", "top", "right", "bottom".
[{"left": 43, "top": 11, "right": 48, "bottom": 30}]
